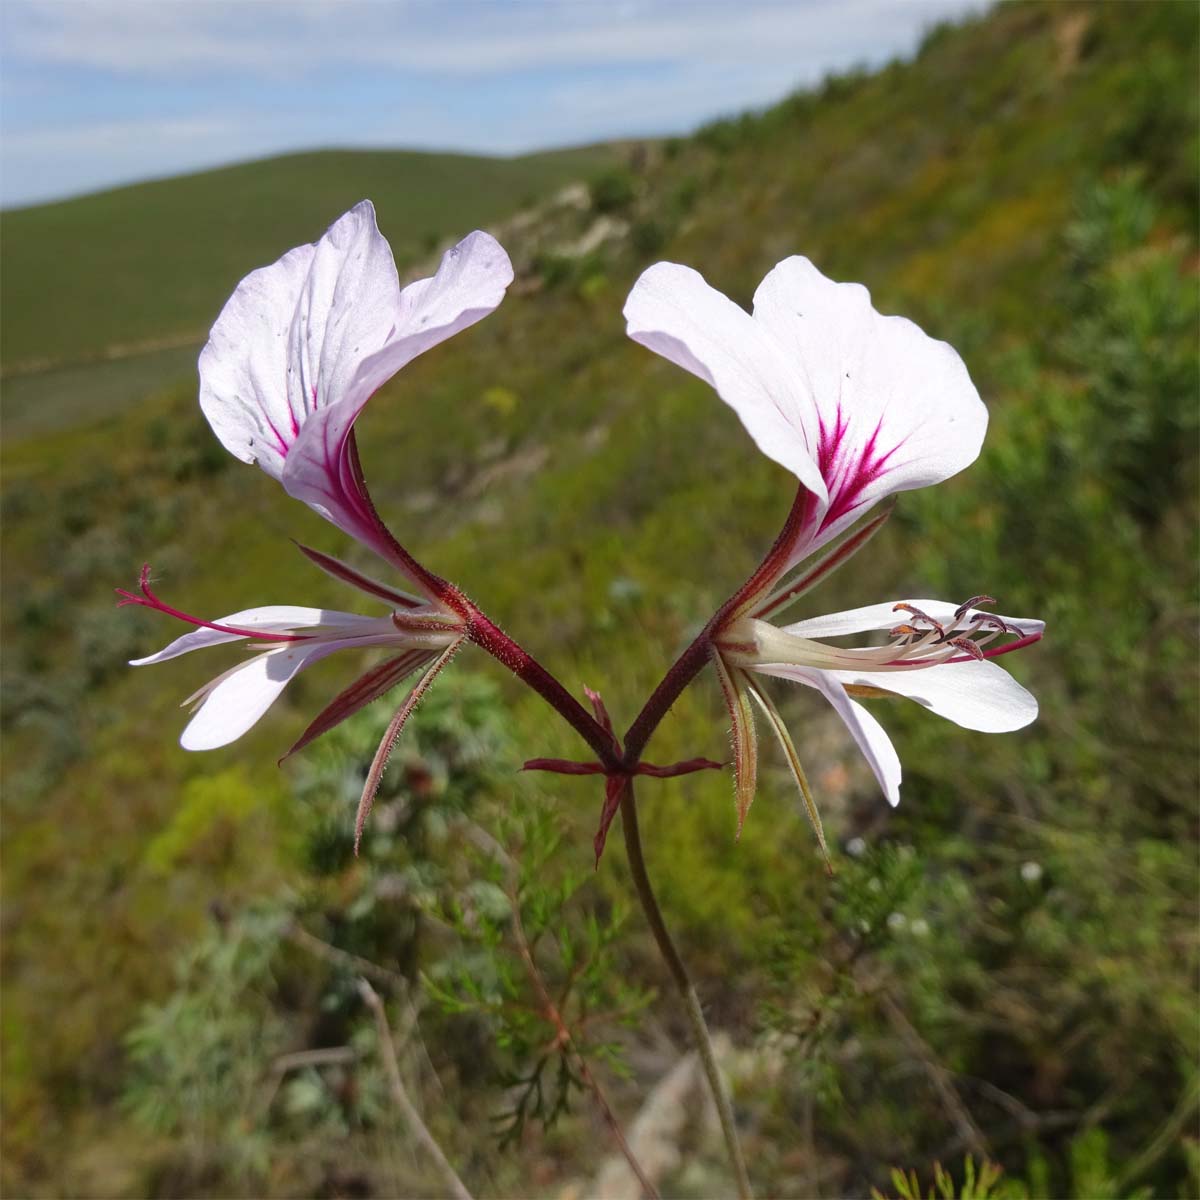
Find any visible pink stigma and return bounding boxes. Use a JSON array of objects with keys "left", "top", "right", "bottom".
[{"left": 115, "top": 564, "right": 312, "bottom": 643}]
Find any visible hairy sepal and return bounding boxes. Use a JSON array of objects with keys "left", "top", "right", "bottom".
[
  {"left": 295, "top": 541, "right": 424, "bottom": 609},
  {"left": 355, "top": 639, "right": 462, "bottom": 854},
  {"left": 744, "top": 674, "right": 832, "bottom": 873},
  {"left": 281, "top": 649, "right": 433, "bottom": 761},
  {"left": 756, "top": 501, "right": 895, "bottom": 621},
  {"left": 710, "top": 649, "right": 759, "bottom": 838}
]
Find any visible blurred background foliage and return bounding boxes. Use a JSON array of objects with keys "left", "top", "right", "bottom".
[{"left": 1, "top": 1, "right": 1197, "bottom": 1196}]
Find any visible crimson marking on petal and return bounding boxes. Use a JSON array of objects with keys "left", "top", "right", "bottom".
[
  {"left": 259, "top": 404, "right": 291, "bottom": 456},
  {"left": 115, "top": 564, "right": 311, "bottom": 642},
  {"left": 949, "top": 630, "right": 1044, "bottom": 663},
  {"left": 815, "top": 412, "right": 910, "bottom": 530}
]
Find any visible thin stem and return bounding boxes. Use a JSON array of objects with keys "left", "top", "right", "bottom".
[
  {"left": 464, "top": 606, "right": 620, "bottom": 768},
  {"left": 358, "top": 979, "right": 474, "bottom": 1200},
  {"left": 619, "top": 782, "right": 752, "bottom": 1199},
  {"left": 623, "top": 484, "right": 811, "bottom": 765}
]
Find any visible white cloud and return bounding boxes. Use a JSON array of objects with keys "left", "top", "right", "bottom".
[
  {"left": 1, "top": 0, "right": 982, "bottom": 205},
  {"left": 3, "top": 115, "right": 234, "bottom": 155},
  {"left": 5, "top": 0, "right": 978, "bottom": 78}
]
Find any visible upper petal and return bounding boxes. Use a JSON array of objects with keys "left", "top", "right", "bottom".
[
  {"left": 624, "top": 262, "right": 828, "bottom": 503},
  {"left": 827, "top": 658, "right": 1039, "bottom": 733},
  {"left": 781, "top": 600, "right": 1044, "bottom": 640},
  {"left": 281, "top": 228, "right": 514, "bottom": 524},
  {"left": 752, "top": 257, "right": 987, "bottom": 538},
  {"left": 199, "top": 202, "right": 513, "bottom": 552},
  {"left": 199, "top": 202, "right": 396, "bottom": 481}
]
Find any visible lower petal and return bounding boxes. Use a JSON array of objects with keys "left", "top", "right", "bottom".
[
  {"left": 181, "top": 641, "right": 340, "bottom": 750},
  {"left": 756, "top": 665, "right": 902, "bottom": 806},
  {"left": 828, "top": 658, "right": 1038, "bottom": 732}
]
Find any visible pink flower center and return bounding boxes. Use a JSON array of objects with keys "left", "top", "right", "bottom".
[{"left": 884, "top": 597, "right": 1039, "bottom": 666}]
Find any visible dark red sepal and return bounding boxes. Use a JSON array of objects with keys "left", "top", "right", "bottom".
[
  {"left": 522, "top": 758, "right": 607, "bottom": 776},
  {"left": 593, "top": 775, "right": 628, "bottom": 867},
  {"left": 634, "top": 757, "right": 724, "bottom": 779}
]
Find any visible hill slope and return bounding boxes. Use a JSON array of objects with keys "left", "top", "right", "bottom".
[
  {"left": 1, "top": 144, "right": 618, "bottom": 371},
  {"left": 2, "top": 3, "right": 1197, "bottom": 1195}
]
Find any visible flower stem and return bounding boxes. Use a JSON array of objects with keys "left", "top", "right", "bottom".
[
  {"left": 464, "top": 606, "right": 621, "bottom": 768},
  {"left": 622, "top": 485, "right": 812, "bottom": 767},
  {"left": 619, "top": 781, "right": 752, "bottom": 1199}
]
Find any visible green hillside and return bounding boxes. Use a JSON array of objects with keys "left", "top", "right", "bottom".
[
  {"left": 0, "top": 143, "right": 617, "bottom": 371},
  {"left": 3, "top": 3, "right": 1197, "bottom": 1196}
]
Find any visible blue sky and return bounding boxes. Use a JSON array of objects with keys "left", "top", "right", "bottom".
[{"left": 1, "top": 0, "right": 979, "bottom": 209}]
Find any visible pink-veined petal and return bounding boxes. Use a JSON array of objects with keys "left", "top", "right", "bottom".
[
  {"left": 200, "top": 202, "right": 512, "bottom": 554},
  {"left": 761, "top": 665, "right": 902, "bottom": 806},
  {"left": 198, "top": 244, "right": 317, "bottom": 481},
  {"left": 781, "top": 600, "right": 1044, "bottom": 641},
  {"left": 624, "top": 262, "right": 828, "bottom": 504},
  {"left": 129, "top": 606, "right": 376, "bottom": 666},
  {"left": 825, "top": 658, "right": 1039, "bottom": 733},
  {"left": 282, "top": 228, "right": 513, "bottom": 528},
  {"left": 752, "top": 257, "right": 987, "bottom": 542},
  {"left": 200, "top": 202, "right": 403, "bottom": 479}
]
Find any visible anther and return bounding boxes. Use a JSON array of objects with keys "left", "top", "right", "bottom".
[
  {"left": 954, "top": 595, "right": 997, "bottom": 621},
  {"left": 948, "top": 636, "right": 985, "bottom": 660},
  {"left": 892, "top": 602, "right": 945, "bottom": 636},
  {"left": 970, "top": 613, "right": 1012, "bottom": 635}
]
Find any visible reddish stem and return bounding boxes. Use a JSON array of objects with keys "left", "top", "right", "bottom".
[
  {"left": 621, "top": 485, "right": 812, "bottom": 764},
  {"left": 463, "top": 605, "right": 622, "bottom": 769}
]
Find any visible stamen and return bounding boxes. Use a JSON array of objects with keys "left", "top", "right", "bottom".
[
  {"left": 970, "top": 613, "right": 1014, "bottom": 635},
  {"left": 892, "top": 602, "right": 945, "bottom": 636},
  {"left": 879, "top": 594, "right": 1036, "bottom": 668},
  {"left": 948, "top": 636, "right": 985, "bottom": 661}
]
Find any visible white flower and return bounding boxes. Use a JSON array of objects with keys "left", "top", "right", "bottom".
[
  {"left": 123, "top": 202, "right": 512, "bottom": 772},
  {"left": 200, "top": 199, "right": 512, "bottom": 585},
  {"left": 625, "top": 255, "right": 987, "bottom": 567},
  {"left": 624, "top": 256, "right": 1042, "bottom": 857}
]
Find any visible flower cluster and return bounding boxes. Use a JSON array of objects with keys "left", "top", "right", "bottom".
[{"left": 122, "top": 200, "right": 1041, "bottom": 858}]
